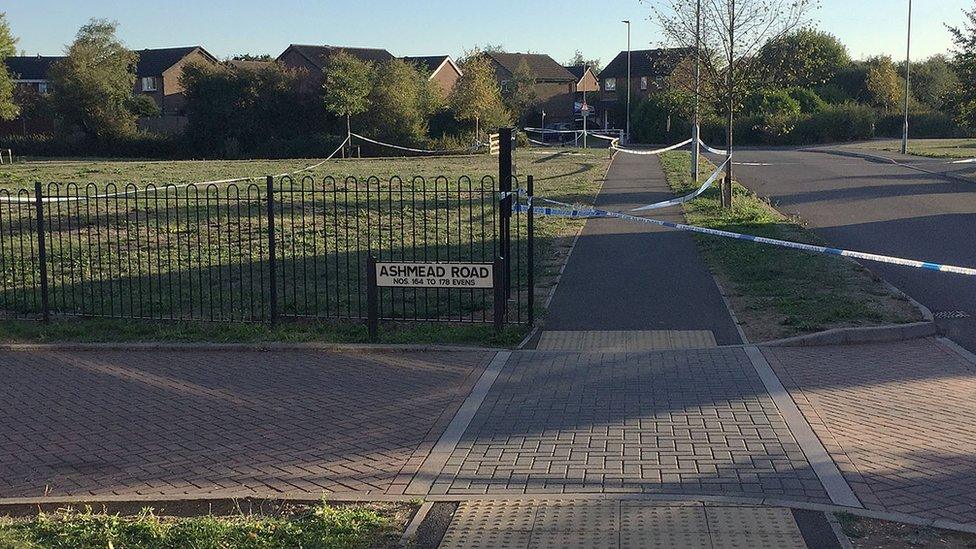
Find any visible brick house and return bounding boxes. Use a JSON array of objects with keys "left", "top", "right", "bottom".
[
  {"left": 402, "top": 55, "right": 462, "bottom": 97},
  {"left": 481, "top": 52, "right": 577, "bottom": 123},
  {"left": 133, "top": 46, "right": 219, "bottom": 116},
  {"left": 5, "top": 55, "right": 61, "bottom": 95},
  {"left": 565, "top": 65, "right": 600, "bottom": 121},
  {"left": 598, "top": 48, "right": 694, "bottom": 126},
  {"left": 277, "top": 44, "right": 395, "bottom": 93}
]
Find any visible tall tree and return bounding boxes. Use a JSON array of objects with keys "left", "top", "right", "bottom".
[
  {"left": 948, "top": 2, "right": 976, "bottom": 127},
  {"left": 321, "top": 51, "right": 373, "bottom": 144},
  {"left": 48, "top": 19, "right": 138, "bottom": 138},
  {"left": 0, "top": 12, "right": 19, "bottom": 121},
  {"left": 449, "top": 55, "right": 509, "bottom": 140},
  {"left": 502, "top": 60, "right": 539, "bottom": 123},
  {"left": 864, "top": 56, "right": 902, "bottom": 112},
  {"left": 756, "top": 29, "right": 850, "bottom": 88},
  {"left": 652, "top": 0, "right": 818, "bottom": 207},
  {"left": 906, "top": 55, "right": 959, "bottom": 111},
  {"left": 363, "top": 58, "right": 440, "bottom": 145}
]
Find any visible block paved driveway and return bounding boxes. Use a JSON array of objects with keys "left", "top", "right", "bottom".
[
  {"left": 0, "top": 348, "right": 490, "bottom": 498},
  {"left": 764, "top": 338, "right": 976, "bottom": 525},
  {"left": 428, "top": 348, "right": 829, "bottom": 502}
]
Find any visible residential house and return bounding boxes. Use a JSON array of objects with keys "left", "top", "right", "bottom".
[
  {"left": 277, "top": 44, "right": 395, "bottom": 93},
  {"left": 565, "top": 64, "right": 600, "bottom": 120},
  {"left": 5, "top": 55, "right": 62, "bottom": 95},
  {"left": 598, "top": 48, "right": 694, "bottom": 127},
  {"left": 402, "top": 55, "right": 461, "bottom": 97},
  {"left": 133, "top": 46, "right": 219, "bottom": 117},
  {"left": 482, "top": 52, "right": 577, "bottom": 123}
]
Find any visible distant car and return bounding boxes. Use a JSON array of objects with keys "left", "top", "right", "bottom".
[{"left": 542, "top": 122, "right": 577, "bottom": 144}]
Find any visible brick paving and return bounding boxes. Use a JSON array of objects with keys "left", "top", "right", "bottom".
[
  {"left": 429, "top": 349, "right": 830, "bottom": 502},
  {"left": 763, "top": 339, "right": 976, "bottom": 524},
  {"left": 0, "top": 349, "right": 490, "bottom": 498}
]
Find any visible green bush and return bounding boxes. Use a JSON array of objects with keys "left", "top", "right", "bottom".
[
  {"left": 791, "top": 103, "right": 876, "bottom": 144},
  {"left": 814, "top": 83, "right": 852, "bottom": 104},
  {"left": 785, "top": 87, "right": 827, "bottom": 114},
  {"left": 743, "top": 89, "right": 802, "bottom": 118},
  {"left": 0, "top": 133, "right": 184, "bottom": 158},
  {"left": 875, "top": 111, "right": 969, "bottom": 138}
]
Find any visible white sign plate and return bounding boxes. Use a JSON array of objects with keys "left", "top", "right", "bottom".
[{"left": 375, "top": 262, "right": 494, "bottom": 289}]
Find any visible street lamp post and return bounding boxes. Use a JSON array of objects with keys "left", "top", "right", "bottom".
[
  {"left": 623, "top": 20, "right": 631, "bottom": 143},
  {"left": 901, "top": 0, "right": 913, "bottom": 155}
]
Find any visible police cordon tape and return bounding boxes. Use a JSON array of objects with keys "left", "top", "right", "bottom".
[
  {"left": 631, "top": 156, "right": 729, "bottom": 211},
  {"left": 350, "top": 133, "right": 479, "bottom": 155},
  {"left": 514, "top": 196, "right": 976, "bottom": 277},
  {"left": 2, "top": 136, "right": 352, "bottom": 204}
]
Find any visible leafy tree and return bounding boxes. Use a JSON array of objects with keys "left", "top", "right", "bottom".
[
  {"left": 183, "top": 62, "right": 319, "bottom": 157},
  {"left": 501, "top": 60, "right": 538, "bottom": 123},
  {"left": 784, "top": 86, "right": 826, "bottom": 113},
  {"left": 0, "top": 12, "right": 19, "bottom": 121},
  {"left": 567, "top": 50, "right": 602, "bottom": 73},
  {"left": 757, "top": 29, "right": 851, "bottom": 88},
  {"left": 362, "top": 58, "right": 441, "bottom": 145},
  {"left": 48, "top": 19, "right": 138, "bottom": 138},
  {"left": 321, "top": 51, "right": 373, "bottom": 143},
  {"left": 947, "top": 4, "right": 976, "bottom": 127},
  {"left": 449, "top": 55, "right": 509, "bottom": 140},
  {"left": 864, "top": 56, "right": 902, "bottom": 112},
  {"left": 906, "top": 55, "right": 959, "bottom": 111}
]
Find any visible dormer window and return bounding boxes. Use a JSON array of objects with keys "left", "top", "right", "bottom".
[{"left": 141, "top": 77, "right": 159, "bottom": 92}]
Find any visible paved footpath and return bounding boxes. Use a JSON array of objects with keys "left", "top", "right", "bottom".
[
  {"left": 3, "top": 339, "right": 976, "bottom": 543},
  {"left": 542, "top": 152, "right": 741, "bottom": 346}
]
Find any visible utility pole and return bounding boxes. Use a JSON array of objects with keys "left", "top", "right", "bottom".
[
  {"left": 901, "top": 0, "right": 913, "bottom": 155},
  {"left": 623, "top": 20, "right": 632, "bottom": 143},
  {"left": 723, "top": 0, "right": 735, "bottom": 209},
  {"left": 692, "top": 0, "right": 702, "bottom": 184}
]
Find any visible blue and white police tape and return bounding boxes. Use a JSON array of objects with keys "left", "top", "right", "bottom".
[
  {"left": 698, "top": 139, "right": 728, "bottom": 155},
  {"left": 611, "top": 138, "right": 693, "bottom": 156},
  {"left": 515, "top": 198, "right": 976, "bottom": 277},
  {"left": 632, "top": 156, "right": 730, "bottom": 211}
]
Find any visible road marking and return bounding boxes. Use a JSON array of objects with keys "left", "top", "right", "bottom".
[
  {"left": 745, "top": 346, "right": 862, "bottom": 508},
  {"left": 405, "top": 351, "right": 512, "bottom": 495}
]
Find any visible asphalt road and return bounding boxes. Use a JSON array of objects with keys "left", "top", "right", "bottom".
[
  {"left": 543, "top": 151, "right": 742, "bottom": 344},
  {"left": 716, "top": 146, "right": 976, "bottom": 352}
]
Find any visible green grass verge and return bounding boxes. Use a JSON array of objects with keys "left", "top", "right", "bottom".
[
  {"left": 859, "top": 138, "right": 976, "bottom": 159},
  {"left": 0, "top": 501, "right": 407, "bottom": 549},
  {"left": 659, "top": 152, "right": 920, "bottom": 341}
]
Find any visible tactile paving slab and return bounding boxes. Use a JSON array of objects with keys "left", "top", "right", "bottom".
[
  {"left": 437, "top": 500, "right": 812, "bottom": 549},
  {"left": 537, "top": 330, "right": 717, "bottom": 351}
]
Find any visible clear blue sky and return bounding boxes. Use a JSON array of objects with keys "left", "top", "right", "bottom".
[{"left": 4, "top": 1, "right": 972, "bottom": 65}]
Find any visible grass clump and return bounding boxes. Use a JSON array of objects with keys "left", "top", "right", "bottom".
[{"left": 0, "top": 502, "right": 399, "bottom": 548}]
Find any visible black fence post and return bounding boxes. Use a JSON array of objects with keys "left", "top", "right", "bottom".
[
  {"left": 498, "top": 127, "right": 513, "bottom": 297},
  {"left": 493, "top": 257, "right": 506, "bottom": 332},
  {"left": 266, "top": 176, "right": 278, "bottom": 324},
  {"left": 366, "top": 255, "right": 379, "bottom": 340},
  {"left": 526, "top": 175, "right": 534, "bottom": 327},
  {"left": 33, "top": 182, "right": 49, "bottom": 322}
]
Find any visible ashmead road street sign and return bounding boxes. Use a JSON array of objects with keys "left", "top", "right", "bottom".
[{"left": 375, "top": 262, "right": 494, "bottom": 289}]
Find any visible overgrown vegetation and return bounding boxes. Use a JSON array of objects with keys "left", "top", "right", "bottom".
[
  {"left": 0, "top": 501, "right": 406, "bottom": 549},
  {"left": 659, "top": 151, "right": 920, "bottom": 341}
]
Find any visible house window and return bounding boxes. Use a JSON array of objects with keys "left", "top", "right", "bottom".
[
  {"left": 640, "top": 76, "right": 648, "bottom": 91},
  {"left": 37, "top": 82, "right": 48, "bottom": 95},
  {"left": 604, "top": 78, "right": 616, "bottom": 92},
  {"left": 141, "top": 77, "right": 159, "bottom": 92}
]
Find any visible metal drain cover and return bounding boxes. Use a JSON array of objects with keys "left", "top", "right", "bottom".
[{"left": 935, "top": 310, "right": 971, "bottom": 319}]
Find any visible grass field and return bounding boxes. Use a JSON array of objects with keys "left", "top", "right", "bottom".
[
  {"left": 0, "top": 149, "right": 608, "bottom": 344},
  {"left": 0, "top": 501, "right": 411, "bottom": 549},
  {"left": 660, "top": 152, "right": 920, "bottom": 341},
  {"left": 859, "top": 138, "right": 976, "bottom": 159}
]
